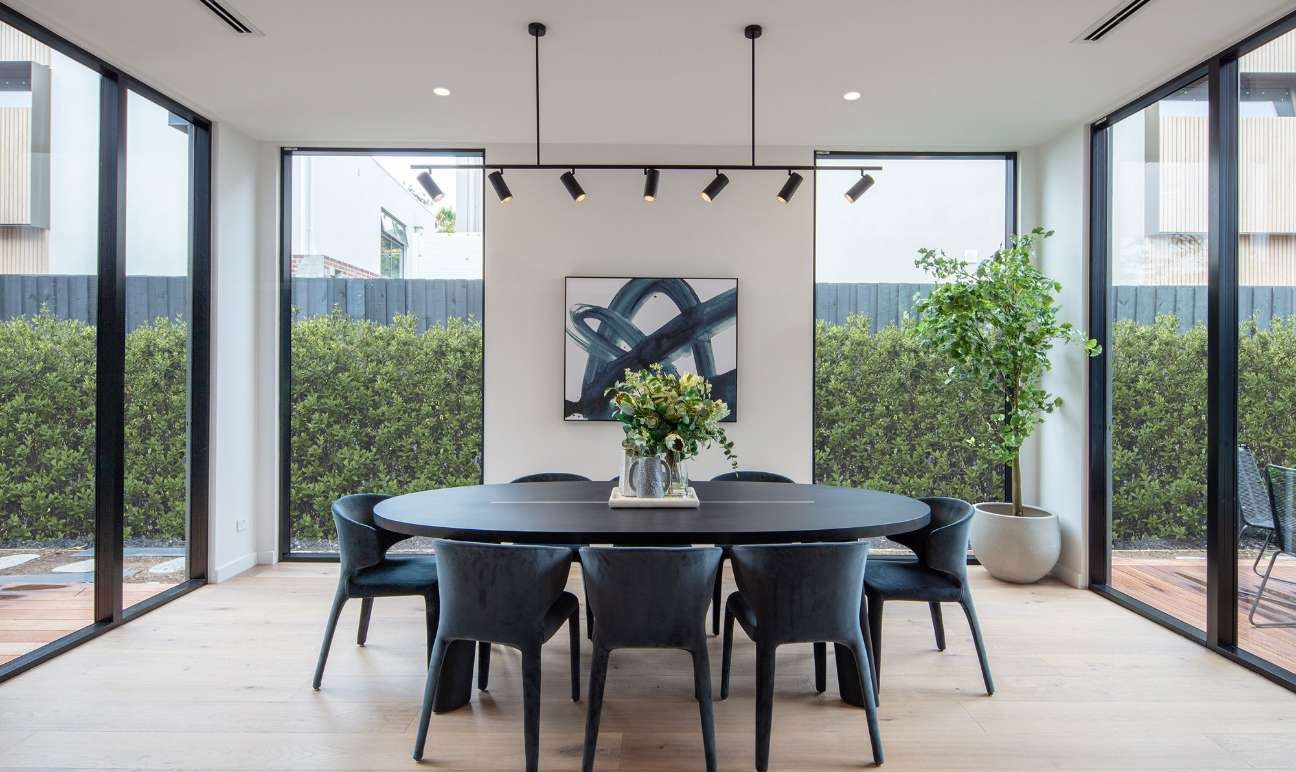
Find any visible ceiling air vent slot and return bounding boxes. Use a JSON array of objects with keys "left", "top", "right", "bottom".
[
  {"left": 1081, "top": 0, "right": 1153, "bottom": 42},
  {"left": 196, "top": 0, "right": 260, "bottom": 35}
]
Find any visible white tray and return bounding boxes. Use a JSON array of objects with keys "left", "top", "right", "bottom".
[{"left": 608, "top": 487, "right": 700, "bottom": 508}]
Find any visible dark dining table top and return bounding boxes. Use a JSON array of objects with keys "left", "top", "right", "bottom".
[{"left": 373, "top": 481, "right": 930, "bottom": 546}]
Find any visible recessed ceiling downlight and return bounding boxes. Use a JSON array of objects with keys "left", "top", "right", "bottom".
[
  {"left": 843, "top": 91, "right": 861, "bottom": 101},
  {"left": 433, "top": 86, "right": 451, "bottom": 96}
]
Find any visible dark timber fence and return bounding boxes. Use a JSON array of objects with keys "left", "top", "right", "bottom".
[
  {"left": 3, "top": 276, "right": 1293, "bottom": 332},
  {"left": 0, "top": 275, "right": 484, "bottom": 333}
]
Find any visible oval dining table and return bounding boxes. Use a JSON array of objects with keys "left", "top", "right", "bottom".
[{"left": 374, "top": 480, "right": 930, "bottom": 712}]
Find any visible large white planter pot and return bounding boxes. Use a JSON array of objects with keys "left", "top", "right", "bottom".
[{"left": 970, "top": 502, "right": 1060, "bottom": 584}]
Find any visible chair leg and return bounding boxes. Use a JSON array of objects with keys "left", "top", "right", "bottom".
[
  {"left": 312, "top": 584, "right": 346, "bottom": 690},
  {"left": 859, "top": 596, "right": 879, "bottom": 706},
  {"left": 581, "top": 645, "right": 611, "bottom": 772},
  {"left": 754, "top": 644, "right": 777, "bottom": 772},
  {"left": 813, "top": 642, "right": 827, "bottom": 694},
  {"left": 522, "top": 647, "right": 543, "bottom": 772},
  {"left": 866, "top": 594, "right": 884, "bottom": 693},
  {"left": 1248, "top": 551, "right": 1296, "bottom": 627},
  {"left": 929, "top": 601, "right": 946, "bottom": 651},
  {"left": 424, "top": 594, "right": 439, "bottom": 662},
  {"left": 586, "top": 601, "right": 594, "bottom": 641},
  {"left": 477, "top": 641, "right": 491, "bottom": 691},
  {"left": 356, "top": 597, "right": 374, "bottom": 646},
  {"left": 413, "top": 635, "right": 449, "bottom": 761},
  {"left": 690, "top": 643, "right": 719, "bottom": 772},
  {"left": 569, "top": 608, "right": 582, "bottom": 702},
  {"left": 848, "top": 635, "right": 884, "bottom": 765},
  {"left": 711, "top": 567, "right": 723, "bottom": 636},
  {"left": 1253, "top": 529, "right": 1274, "bottom": 577},
  {"left": 960, "top": 591, "right": 995, "bottom": 695},
  {"left": 720, "top": 604, "right": 736, "bottom": 700}
]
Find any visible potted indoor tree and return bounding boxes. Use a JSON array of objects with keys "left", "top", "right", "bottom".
[{"left": 914, "top": 227, "right": 1100, "bottom": 583}]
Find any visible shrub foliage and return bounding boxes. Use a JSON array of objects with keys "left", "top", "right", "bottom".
[{"left": 3, "top": 310, "right": 1293, "bottom": 548}]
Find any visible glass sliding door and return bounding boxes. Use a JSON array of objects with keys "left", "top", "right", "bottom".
[
  {"left": 1236, "top": 27, "right": 1296, "bottom": 676},
  {"left": 0, "top": 20, "right": 101, "bottom": 666},
  {"left": 282, "top": 150, "right": 484, "bottom": 555},
  {"left": 1105, "top": 77, "right": 1211, "bottom": 631},
  {"left": 122, "top": 89, "right": 195, "bottom": 607},
  {"left": 0, "top": 5, "right": 210, "bottom": 682},
  {"left": 813, "top": 153, "right": 1014, "bottom": 552}
]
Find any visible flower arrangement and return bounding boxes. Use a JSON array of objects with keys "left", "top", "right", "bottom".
[{"left": 606, "top": 364, "right": 737, "bottom": 469}]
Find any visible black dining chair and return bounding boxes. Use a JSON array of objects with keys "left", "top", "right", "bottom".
[
  {"left": 512, "top": 472, "right": 592, "bottom": 483},
  {"left": 578, "top": 547, "right": 722, "bottom": 772},
  {"left": 864, "top": 496, "right": 993, "bottom": 697},
  {"left": 1248, "top": 463, "right": 1296, "bottom": 628},
  {"left": 1239, "top": 446, "right": 1279, "bottom": 576},
  {"left": 414, "top": 540, "right": 581, "bottom": 770},
  {"left": 707, "top": 471, "right": 795, "bottom": 636},
  {"left": 721, "top": 542, "right": 882, "bottom": 769},
  {"left": 510, "top": 473, "right": 594, "bottom": 647},
  {"left": 312, "top": 494, "right": 440, "bottom": 690}
]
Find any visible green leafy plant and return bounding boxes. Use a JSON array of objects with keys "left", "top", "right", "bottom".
[
  {"left": 914, "top": 227, "right": 1100, "bottom": 515},
  {"left": 435, "top": 207, "right": 456, "bottom": 234},
  {"left": 606, "top": 364, "right": 736, "bottom": 468}
]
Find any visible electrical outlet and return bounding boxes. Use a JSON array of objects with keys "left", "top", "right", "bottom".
[{"left": 236, "top": 519, "right": 248, "bottom": 533}]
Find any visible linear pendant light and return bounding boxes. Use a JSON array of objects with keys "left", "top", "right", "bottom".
[{"left": 412, "top": 22, "right": 881, "bottom": 203}]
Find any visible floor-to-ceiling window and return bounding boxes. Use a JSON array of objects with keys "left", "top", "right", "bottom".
[
  {"left": 0, "top": 7, "right": 209, "bottom": 681},
  {"left": 280, "top": 150, "right": 483, "bottom": 555},
  {"left": 813, "top": 153, "right": 1015, "bottom": 545},
  {"left": 1236, "top": 26, "right": 1296, "bottom": 675},
  {"left": 1105, "top": 77, "right": 1211, "bottom": 631},
  {"left": 1092, "top": 9, "right": 1296, "bottom": 691}
]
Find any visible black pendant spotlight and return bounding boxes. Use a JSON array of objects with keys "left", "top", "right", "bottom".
[
  {"left": 700, "top": 171, "right": 729, "bottom": 203},
  {"left": 411, "top": 22, "right": 882, "bottom": 205},
  {"left": 776, "top": 171, "right": 804, "bottom": 203},
  {"left": 643, "top": 168, "right": 660, "bottom": 202},
  {"left": 560, "top": 170, "right": 587, "bottom": 202},
  {"left": 416, "top": 171, "right": 445, "bottom": 203},
  {"left": 488, "top": 170, "right": 513, "bottom": 203},
  {"left": 844, "top": 173, "right": 876, "bottom": 204}
]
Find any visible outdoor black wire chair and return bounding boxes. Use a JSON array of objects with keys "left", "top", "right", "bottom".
[
  {"left": 1239, "top": 446, "right": 1279, "bottom": 576},
  {"left": 1248, "top": 463, "right": 1296, "bottom": 628}
]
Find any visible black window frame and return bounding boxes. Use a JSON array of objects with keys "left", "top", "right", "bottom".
[
  {"left": 0, "top": 2, "right": 212, "bottom": 684},
  {"left": 278, "top": 147, "right": 486, "bottom": 561},
  {"left": 811, "top": 150, "right": 1020, "bottom": 506},
  {"left": 1088, "top": 6, "right": 1296, "bottom": 693}
]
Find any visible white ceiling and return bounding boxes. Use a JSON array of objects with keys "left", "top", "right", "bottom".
[{"left": 9, "top": 0, "right": 1296, "bottom": 148}]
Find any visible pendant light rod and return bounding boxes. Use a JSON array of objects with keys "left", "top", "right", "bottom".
[
  {"left": 529, "top": 22, "right": 545, "bottom": 166},
  {"left": 746, "top": 24, "right": 761, "bottom": 167},
  {"left": 410, "top": 163, "right": 882, "bottom": 172}
]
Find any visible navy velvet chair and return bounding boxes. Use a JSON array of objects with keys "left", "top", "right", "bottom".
[
  {"left": 578, "top": 547, "right": 722, "bottom": 772},
  {"left": 708, "top": 471, "right": 795, "bottom": 635},
  {"left": 312, "top": 494, "right": 440, "bottom": 690},
  {"left": 864, "top": 497, "right": 993, "bottom": 696},
  {"left": 721, "top": 542, "right": 883, "bottom": 769},
  {"left": 414, "top": 540, "right": 581, "bottom": 771}
]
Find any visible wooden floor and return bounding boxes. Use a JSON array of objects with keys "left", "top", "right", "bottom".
[
  {"left": 1112, "top": 555, "right": 1296, "bottom": 675},
  {"left": 1, "top": 563, "right": 1296, "bottom": 771},
  {"left": 0, "top": 580, "right": 177, "bottom": 666}
]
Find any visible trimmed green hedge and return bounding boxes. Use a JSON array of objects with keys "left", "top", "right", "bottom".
[
  {"left": 288, "top": 313, "right": 483, "bottom": 540},
  {"left": 5, "top": 310, "right": 1295, "bottom": 548},
  {"left": 815, "top": 317, "right": 1001, "bottom": 503}
]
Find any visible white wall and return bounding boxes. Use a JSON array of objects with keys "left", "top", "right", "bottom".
[
  {"left": 1028, "top": 127, "right": 1091, "bottom": 588},
  {"left": 46, "top": 49, "right": 99, "bottom": 275},
  {"left": 208, "top": 122, "right": 261, "bottom": 581},
  {"left": 482, "top": 143, "right": 814, "bottom": 484}
]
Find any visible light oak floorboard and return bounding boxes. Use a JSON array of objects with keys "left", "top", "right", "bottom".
[{"left": 0, "top": 563, "right": 1293, "bottom": 770}]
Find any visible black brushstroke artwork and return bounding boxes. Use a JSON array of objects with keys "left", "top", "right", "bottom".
[{"left": 565, "top": 278, "right": 737, "bottom": 421}]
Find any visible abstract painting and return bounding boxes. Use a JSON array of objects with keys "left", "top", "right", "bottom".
[{"left": 564, "top": 277, "right": 737, "bottom": 421}]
